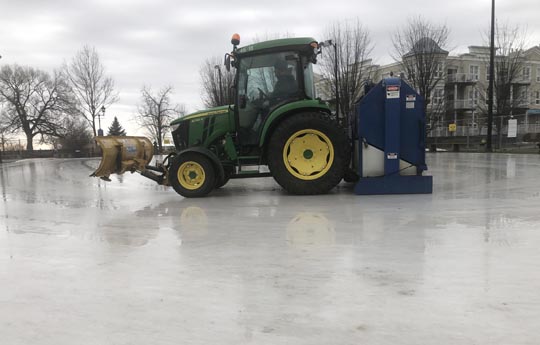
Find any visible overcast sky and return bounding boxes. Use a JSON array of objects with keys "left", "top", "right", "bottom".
[{"left": 1, "top": 0, "right": 538, "bottom": 136}]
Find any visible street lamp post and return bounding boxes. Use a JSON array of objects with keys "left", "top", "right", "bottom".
[
  {"left": 0, "top": 54, "right": 3, "bottom": 163},
  {"left": 214, "top": 65, "right": 223, "bottom": 105},
  {"left": 486, "top": 0, "right": 496, "bottom": 152},
  {"left": 97, "top": 106, "right": 105, "bottom": 136}
]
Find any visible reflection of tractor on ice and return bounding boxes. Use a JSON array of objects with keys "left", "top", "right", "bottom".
[{"left": 92, "top": 34, "right": 432, "bottom": 197}]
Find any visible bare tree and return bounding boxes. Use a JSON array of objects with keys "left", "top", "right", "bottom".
[
  {"left": 0, "top": 109, "right": 10, "bottom": 162},
  {"left": 0, "top": 65, "right": 73, "bottom": 151},
  {"left": 319, "top": 20, "right": 373, "bottom": 126},
  {"left": 392, "top": 16, "right": 450, "bottom": 129},
  {"left": 200, "top": 56, "right": 235, "bottom": 108},
  {"left": 137, "top": 86, "right": 185, "bottom": 153},
  {"left": 65, "top": 45, "right": 118, "bottom": 136}
]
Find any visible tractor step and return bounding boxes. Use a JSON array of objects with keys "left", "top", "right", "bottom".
[
  {"left": 230, "top": 172, "right": 272, "bottom": 179},
  {"left": 234, "top": 163, "right": 271, "bottom": 178},
  {"left": 237, "top": 156, "right": 260, "bottom": 166},
  {"left": 236, "top": 164, "right": 270, "bottom": 173}
]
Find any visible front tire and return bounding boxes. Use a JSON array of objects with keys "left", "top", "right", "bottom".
[
  {"left": 267, "top": 112, "right": 349, "bottom": 195},
  {"left": 214, "top": 170, "right": 231, "bottom": 189},
  {"left": 169, "top": 152, "right": 216, "bottom": 198}
]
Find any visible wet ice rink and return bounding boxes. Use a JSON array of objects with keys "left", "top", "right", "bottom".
[{"left": 1, "top": 153, "right": 539, "bottom": 345}]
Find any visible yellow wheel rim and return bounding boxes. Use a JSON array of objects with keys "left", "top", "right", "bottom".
[
  {"left": 177, "top": 161, "right": 206, "bottom": 190},
  {"left": 283, "top": 129, "right": 334, "bottom": 180}
]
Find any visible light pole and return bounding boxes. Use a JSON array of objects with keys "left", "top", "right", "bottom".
[
  {"left": 0, "top": 54, "right": 2, "bottom": 163},
  {"left": 486, "top": 0, "right": 496, "bottom": 152},
  {"left": 214, "top": 65, "right": 223, "bottom": 105},
  {"left": 97, "top": 106, "right": 105, "bottom": 136}
]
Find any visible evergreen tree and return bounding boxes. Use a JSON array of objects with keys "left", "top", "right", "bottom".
[{"left": 107, "top": 116, "right": 126, "bottom": 136}]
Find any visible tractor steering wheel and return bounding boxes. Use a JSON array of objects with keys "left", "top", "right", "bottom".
[{"left": 257, "top": 87, "right": 269, "bottom": 101}]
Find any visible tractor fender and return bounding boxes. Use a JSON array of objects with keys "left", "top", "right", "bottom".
[
  {"left": 259, "top": 100, "right": 330, "bottom": 148},
  {"left": 175, "top": 147, "right": 225, "bottom": 183}
]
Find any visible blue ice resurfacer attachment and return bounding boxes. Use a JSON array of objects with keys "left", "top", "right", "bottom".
[{"left": 354, "top": 77, "right": 433, "bottom": 195}]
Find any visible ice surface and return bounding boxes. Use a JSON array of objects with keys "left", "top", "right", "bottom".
[{"left": 1, "top": 153, "right": 539, "bottom": 345}]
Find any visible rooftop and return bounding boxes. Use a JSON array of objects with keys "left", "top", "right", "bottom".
[{"left": 236, "top": 37, "right": 317, "bottom": 55}]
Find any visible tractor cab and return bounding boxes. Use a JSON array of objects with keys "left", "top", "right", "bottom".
[{"left": 227, "top": 35, "right": 320, "bottom": 146}]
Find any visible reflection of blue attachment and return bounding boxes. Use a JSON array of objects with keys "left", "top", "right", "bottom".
[
  {"left": 126, "top": 146, "right": 137, "bottom": 153},
  {"left": 354, "top": 78, "right": 433, "bottom": 195}
]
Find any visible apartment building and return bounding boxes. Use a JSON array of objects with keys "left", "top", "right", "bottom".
[
  {"left": 315, "top": 43, "right": 540, "bottom": 136},
  {"left": 374, "top": 45, "right": 540, "bottom": 131},
  {"left": 444, "top": 46, "right": 540, "bottom": 132}
]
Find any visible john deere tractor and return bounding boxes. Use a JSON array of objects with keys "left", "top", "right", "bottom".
[{"left": 93, "top": 34, "right": 350, "bottom": 197}]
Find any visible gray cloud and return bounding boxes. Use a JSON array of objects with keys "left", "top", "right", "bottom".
[{"left": 1, "top": 0, "right": 538, "bottom": 134}]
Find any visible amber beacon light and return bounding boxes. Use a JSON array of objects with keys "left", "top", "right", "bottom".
[{"left": 231, "top": 33, "right": 240, "bottom": 46}]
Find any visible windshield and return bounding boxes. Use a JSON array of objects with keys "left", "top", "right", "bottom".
[{"left": 237, "top": 51, "right": 300, "bottom": 105}]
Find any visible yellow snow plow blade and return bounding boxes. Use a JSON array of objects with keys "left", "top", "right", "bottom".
[{"left": 91, "top": 136, "right": 154, "bottom": 179}]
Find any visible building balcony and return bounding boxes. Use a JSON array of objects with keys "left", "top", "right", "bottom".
[
  {"left": 447, "top": 73, "right": 479, "bottom": 84},
  {"left": 511, "top": 77, "right": 531, "bottom": 85},
  {"left": 449, "top": 99, "right": 477, "bottom": 110}
]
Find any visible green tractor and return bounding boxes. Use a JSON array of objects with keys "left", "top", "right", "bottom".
[{"left": 93, "top": 34, "right": 350, "bottom": 197}]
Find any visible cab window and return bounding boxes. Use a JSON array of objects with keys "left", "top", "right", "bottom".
[{"left": 236, "top": 52, "right": 300, "bottom": 144}]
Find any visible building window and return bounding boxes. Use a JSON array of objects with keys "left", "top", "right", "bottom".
[
  {"left": 517, "top": 87, "right": 529, "bottom": 106},
  {"left": 434, "top": 63, "right": 443, "bottom": 79},
  {"left": 469, "top": 89, "right": 479, "bottom": 106},
  {"left": 432, "top": 88, "right": 444, "bottom": 104},
  {"left": 536, "top": 91, "right": 540, "bottom": 105},
  {"left": 522, "top": 66, "right": 531, "bottom": 81},
  {"left": 486, "top": 66, "right": 490, "bottom": 81},
  {"left": 470, "top": 65, "right": 479, "bottom": 80},
  {"left": 537, "top": 68, "right": 540, "bottom": 82}
]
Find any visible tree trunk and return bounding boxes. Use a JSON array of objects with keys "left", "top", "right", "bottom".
[
  {"left": 92, "top": 118, "right": 97, "bottom": 137},
  {"left": 26, "top": 135, "right": 34, "bottom": 152},
  {"left": 157, "top": 128, "right": 163, "bottom": 153}
]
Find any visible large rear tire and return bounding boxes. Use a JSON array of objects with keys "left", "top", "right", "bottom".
[
  {"left": 169, "top": 152, "right": 216, "bottom": 198},
  {"left": 267, "top": 112, "right": 349, "bottom": 195}
]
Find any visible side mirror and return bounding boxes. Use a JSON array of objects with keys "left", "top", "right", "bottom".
[{"left": 224, "top": 54, "right": 231, "bottom": 72}]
